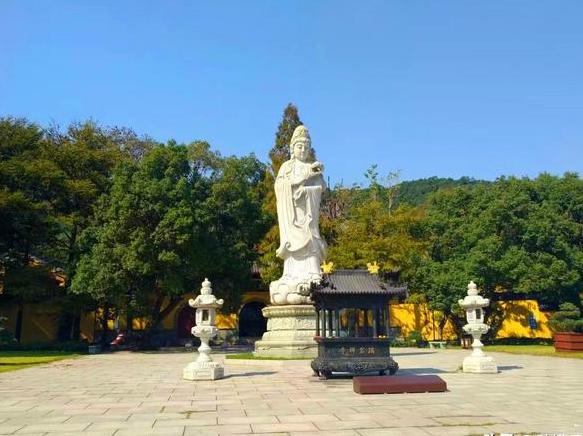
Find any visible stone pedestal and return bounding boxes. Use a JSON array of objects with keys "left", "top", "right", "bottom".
[
  {"left": 462, "top": 337, "right": 498, "bottom": 374},
  {"left": 254, "top": 305, "right": 317, "bottom": 358},
  {"left": 462, "top": 355, "right": 498, "bottom": 374},
  {"left": 183, "top": 360, "right": 224, "bottom": 380}
]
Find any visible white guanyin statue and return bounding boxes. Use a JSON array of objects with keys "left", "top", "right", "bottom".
[{"left": 270, "top": 125, "right": 327, "bottom": 305}]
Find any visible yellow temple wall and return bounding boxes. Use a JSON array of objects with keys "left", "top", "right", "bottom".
[
  {"left": 1, "top": 296, "right": 552, "bottom": 344},
  {"left": 390, "top": 303, "right": 458, "bottom": 340},
  {"left": 495, "top": 300, "right": 552, "bottom": 339},
  {"left": 390, "top": 300, "right": 551, "bottom": 341},
  {"left": 0, "top": 303, "right": 60, "bottom": 343}
]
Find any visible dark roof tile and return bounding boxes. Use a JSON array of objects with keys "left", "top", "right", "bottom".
[{"left": 313, "top": 269, "right": 407, "bottom": 295}]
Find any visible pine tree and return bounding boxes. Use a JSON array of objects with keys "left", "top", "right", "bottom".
[{"left": 268, "top": 104, "right": 303, "bottom": 174}]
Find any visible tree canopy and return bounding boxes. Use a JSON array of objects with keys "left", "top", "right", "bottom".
[
  {"left": 325, "top": 167, "right": 426, "bottom": 276},
  {"left": 406, "top": 173, "right": 583, "bottom": 334},
  {"left": 71, "top": 142, "right": 268, "bottom": 337},
  {"left": 2, "top": 112, "right": 583, "bottom": 344},
  {"left": 0, "top": 117, "right": 154, "bottom": 286},
  {"left": 397, "top": 176, "right": 486, "bottom": 206},
  {"left": 0, "top": 117, "right": 156, "bottom": 340}
]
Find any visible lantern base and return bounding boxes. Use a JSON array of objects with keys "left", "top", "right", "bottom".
[
  {"left": 183, "top": 361, "right": 224, "bottom": 380},
  {"left": 462, "top": 355, "right": 498, "bottom": 374}
]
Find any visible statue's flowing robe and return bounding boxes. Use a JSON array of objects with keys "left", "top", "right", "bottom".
[{"left": 275, "top": 159, "right": 327, "bottom": 280}]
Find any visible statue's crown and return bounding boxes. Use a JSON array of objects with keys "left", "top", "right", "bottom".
[{"left": 290, "top": 125, "right": 310, "bottom": 146}]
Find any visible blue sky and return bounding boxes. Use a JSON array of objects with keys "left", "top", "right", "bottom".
[{"left": 1, "top": 1, "right": 582, "bottom": 185}]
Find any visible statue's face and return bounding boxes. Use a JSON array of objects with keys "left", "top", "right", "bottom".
[{"left": 292, "top": 139, "right": 310, "bottom": 162}]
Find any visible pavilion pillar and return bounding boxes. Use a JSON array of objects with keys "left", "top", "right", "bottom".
[{"left": 328, "top": 310, "right": 333, "bottom": 337}]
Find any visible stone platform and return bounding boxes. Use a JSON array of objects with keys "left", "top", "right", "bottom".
[
  {"left": 0, "top": 348, "right": 582, "bottom": 435},
  {"left": 253, "top": 305, "right": 317, "bottom": 358}
]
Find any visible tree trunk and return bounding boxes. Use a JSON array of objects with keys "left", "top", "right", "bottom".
[
  {"left": 451, "top": 313, "right": 466, "bottom": 339},
  {"left": 437, "top": 315, "right": 448, "bottom": 342},
  {"left": 141, "top": 291, "right": 183, "bottom": 349},
  {"left": 100, "top": 304, "right": 109, "bottom": 347},
  {"left": 125, "top": 291, "right": 133, "bottom": 333},
  {"left": 126, "top": 308, "right": 133, "bottom": 333},
  {"left": 14, "top": 299, "right": 24, "bottom": 343},
  {"left": 72, "top": 313, "right": 81, "bottom": 341}
]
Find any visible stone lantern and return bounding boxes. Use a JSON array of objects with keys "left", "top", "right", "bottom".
[
  {"left": 458, "top": 281, "right": 498, "bottom": 374},
  {"left": 183, "top": 278, "right": 225, "bottom": 380}
]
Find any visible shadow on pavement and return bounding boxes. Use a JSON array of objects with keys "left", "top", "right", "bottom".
[
  {"left": 498, "top": 365, "right": 523, "bottom": 371},
  {"left": 398, "top": 367, "right": 449, "bottom": 374},
  {"left": 224, "top": 371, "right": 277, "bottom": 378},
  {"left": 133, "top": 345, "right": 253, "bottom": 354},
  {"left": 392, "top": 351, "right": 437, "bottom": 356}
]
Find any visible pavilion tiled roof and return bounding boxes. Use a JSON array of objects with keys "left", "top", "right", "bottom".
[{"left": 314, "top": 269, "right": 407, "bottom": 295}]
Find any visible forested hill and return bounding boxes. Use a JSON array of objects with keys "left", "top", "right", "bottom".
[{"left": 397, "top": 176, "right": 487, "bottom": 206}]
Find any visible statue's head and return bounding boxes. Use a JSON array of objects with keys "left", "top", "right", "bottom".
[{"left": 290, "top": 125, "right": 311, "bottom": 162}]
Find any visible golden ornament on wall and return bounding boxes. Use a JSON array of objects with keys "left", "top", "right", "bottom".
[
  {"left": 321, "top": 261, "right": 334, "bottom": 274},
  {"left": 366, "top": 261, "right": 380, "bottom": 274}
]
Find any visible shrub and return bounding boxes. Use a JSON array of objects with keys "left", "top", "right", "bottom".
[
  {"left": 406, "top": 330, "right": 427, "bottom": 347},
  {"left": 488, "top": 337, "right": 553, "bottom": 346},
  {"left": 389, "top": 338, "right": 407, "bottom": 347},
  {"left": 548, "top": 302, "right": 583, "bottom": 333}
]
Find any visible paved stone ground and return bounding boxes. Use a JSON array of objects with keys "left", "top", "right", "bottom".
[{"left": 0, "top": 348, "right": 581, "bottom": 435}]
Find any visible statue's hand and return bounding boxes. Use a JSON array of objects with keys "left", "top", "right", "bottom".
[
  {"left": 293, "top": 186, "right": 305, "bottom": 201},
  {"left": 311, "top": 161, "right": 324, "bottom": 173}
]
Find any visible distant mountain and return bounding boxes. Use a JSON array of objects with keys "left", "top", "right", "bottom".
[
  {"left": 397, "top": 176, "right": 488, "bottom": 206},
  {"left": 325, "top": 176, "right": 488, "bottom": 212}
]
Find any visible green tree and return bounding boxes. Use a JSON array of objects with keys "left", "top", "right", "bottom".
[
  {"left": 0, "top": 117, "right": 58, "bottom": 342},
  {"left": 397, "top": 176, "right": 485, "bottom": 206},
  {"left": 548, "top": 300, "right": 583, "bottom": 333},
  {"left": 41, "top": 121, "right": 156, "bottom": 339},
  {"left": 0, "top": 117, "right": 53, "bottom": 264},
  {"left": 408, "top": 173, "right": 583, "bottom": 337},
  {"left": 268, "top": 103, "right": 304, "bottom": 174},
  {"left": 41, "top": 121, "right": 156, "bottom": 273},
  {"left": 319, "top": 184, "right": 353, "bottom": 246},
  {"left": 72, "top": 144, "right": 205, "bottom": 343},
  {"left": 0, "top": 117, "right": 156, "bottom": 341},
  {"left": 326, "top": 168, "right": 426, "bottom": 276},
  {"left": 199, "top": 151, "right": 270, "bottom": 310},
  {"left": 72, "top": 142, "right": 268, "bottom": 344}
]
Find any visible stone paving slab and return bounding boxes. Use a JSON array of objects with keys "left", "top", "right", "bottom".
[{"left": 0, "top": 348, "right": 581, "bottom": 435}]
